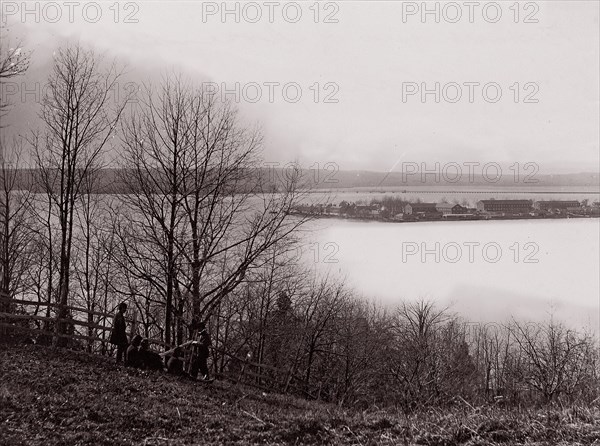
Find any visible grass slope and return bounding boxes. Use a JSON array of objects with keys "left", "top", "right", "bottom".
[{"left": 1, "top": 343, "right": 599, "bottom": 445}]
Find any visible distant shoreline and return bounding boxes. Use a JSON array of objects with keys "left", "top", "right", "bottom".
[
  {"left": 290, "top": 212, "right": 600, "bottom": 224},
  {"left": 306, "top": 189, "right": 599, "bottom": 194}
]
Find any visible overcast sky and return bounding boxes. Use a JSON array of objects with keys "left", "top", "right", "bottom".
[{"left": 2, "top": 1, "right": 599, "bottom": 173}]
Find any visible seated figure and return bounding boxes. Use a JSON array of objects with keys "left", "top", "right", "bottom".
[
  {"left": 139, "top": 338, "right": 165, "bottom": 371},
  {"left": 166, "top": 347, "right": 186, "bottom": 376},
  {"left": 125, "top": 335, "right": 143, "bottom": 368}
]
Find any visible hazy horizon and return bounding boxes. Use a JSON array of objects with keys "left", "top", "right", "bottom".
[{"left": 1, "top": 1, "right": 599, "bottom": 174}]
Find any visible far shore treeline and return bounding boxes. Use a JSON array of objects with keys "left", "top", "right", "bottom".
[{"left": 2, "top": 167, "right": 599, "bottom": 194}]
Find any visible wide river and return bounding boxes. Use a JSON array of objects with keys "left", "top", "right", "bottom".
[{"left": 301, "top": 217, "right": 600, "bottom": 332}]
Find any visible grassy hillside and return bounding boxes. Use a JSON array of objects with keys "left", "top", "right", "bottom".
[{"left": 1, "top": 343, "right": 599, "bottom": 445}]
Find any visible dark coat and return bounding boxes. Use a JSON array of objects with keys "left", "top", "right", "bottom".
[
  {"left": 140, "top": 350, "right": 164, "bottom": 371},
  {"left": 125, "top": 345, "right": 142, "bottom": 367},
  {"left": 109, "top": 312, "right": 128, "bottom": 346},
  {"left": 197, "top": 331, "right": 211, "bottom": 357},
  {"left": 191, "top": 330, "right": 211, "bottom": 358},
  {"left": 167, "top": 356, "right": 185, "bottom": 376}
]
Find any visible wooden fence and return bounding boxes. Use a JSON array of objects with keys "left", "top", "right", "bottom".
[
  {"left": 0, "top": 294, "right": 314, "bottom": 398},
  {"left": 211, "top": 347, "right": 315, "bottom": 398},
  {"left": 0, "top": 295, "right": 116, "bottom": 347}
]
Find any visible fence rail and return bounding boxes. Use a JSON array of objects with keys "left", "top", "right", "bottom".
[
  {"left": 0, "top": 295, "right": 314, "bottom": 398},
  {"left": 0, "top": 322, "right": 107, "bottom": 344},
  {"left": 3, "top": 297, "right": 114, "bottom": 319},
  {"left": 0, "top": 295, "right": 122, "bottom": 348},
  {"left": 211, "top": 346, "right": 313, "bottom": 398}
]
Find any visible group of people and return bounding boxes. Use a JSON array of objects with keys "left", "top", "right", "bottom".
[
  {"left": 125, "top": 335, "right": 164, "bottom": 371},
  {"left": 109, "top": 302, "right": 212, "bottom": 381}
]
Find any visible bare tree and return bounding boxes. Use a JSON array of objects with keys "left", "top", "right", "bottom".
[
  {"left": 0, "top": 25, "right": 31, "bottom": 315},
  {"left": 391, "top": 300, "right": 452, "bottom": 406},
  {"left": 469, "top": 323, "right": 515, "bottom": 402},
  {"left": 71, "top": 172, "right": 119, "bottom": 352},
  {"left": 0, "top": 138, "right": 35, "bottom": 311},
  {"left": 117, "top": 75, "right": 309, "bottom": 346},
  {"left": 509, "top": 319, "right": 594, "bottom": 402},
  {"left": 31, "top": 46, "right": 126, "bottom": 344},
  {"left": 216, "top": 239, "right": 301, "bottom": 372},
  {"left": 295, "top": 274, "right": 348, "bottom": 387},
  {"left": 116, "top": 77, "right": 189, "bottom": 346},
  {"left": 0, "top": 26, "right": 30, "bottom": 121}
]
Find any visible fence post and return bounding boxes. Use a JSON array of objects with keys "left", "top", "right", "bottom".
[
  {"left": 129, "top": 309, "right": 138, "bottom": 341},
  {"left": 0, "top": 292, "right": 7, "bottom": 337},
  {"left": 237, "top": 357, "right": 248, "bottom": 384},
  {"left": 283, "top": 369, "right": 293, "bottom": 394}
]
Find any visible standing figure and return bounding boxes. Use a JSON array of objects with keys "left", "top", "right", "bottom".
[
  {"left": 109, "top": 302, "right": 128, "bottom": 364},
  {"left": 189, "top": 320, "right": 211, "bottom": 381}
]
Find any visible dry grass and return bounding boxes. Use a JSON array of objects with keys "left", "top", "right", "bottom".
[{"left": 1, "top": 343, "right": 599, "bottom": 445}]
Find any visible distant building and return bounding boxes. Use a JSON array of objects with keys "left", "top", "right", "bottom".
[
  {"left": 533, "top": 200, "right": 580, "bottom": 211},
  {"left": 435, "top": 203, "right": 467, "bottom": 215},
  {"left": 476, "top": 200, "right": 532, "bottom": 214},
  {"left": 324, "top": 204, "right": 341, "bottom": 215},
  {"left": 294, "top": 204, "right": 324, "bottom": 215},
  {"left": 353, "top": 205, "right": 379, "bottom": 217},
  {"left": 404, "top": 203, "right": 438, "bottom": 215}
]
